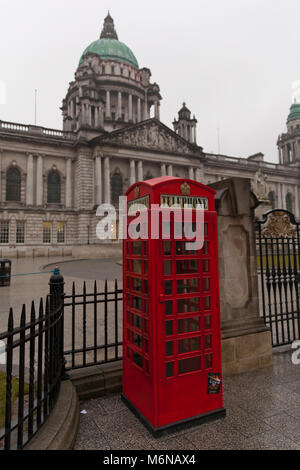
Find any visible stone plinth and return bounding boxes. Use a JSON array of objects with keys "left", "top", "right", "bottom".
[{"left": 210, "top": 178, "right": 273, "bottom": 375}]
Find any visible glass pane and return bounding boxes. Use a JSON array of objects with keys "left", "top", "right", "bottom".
[
  {"left": 178, "top": 337, "right": 201, "bottom": 354},
  {"left": 165, "top": 301, "right": 173, "bottom": 315},
  {"left": 204, "top": 335, "right": 212, "bottom": 349},
  {"left": 203, "top": 259, "right": 209, "bottom": 273},
  {"left": 166, "top": 341, "right": 173, "bottom": 356},
  {"left": 132, "top": 242, "right": 142, "bottom": 255},
  {"left": 133, "top": 351, "right": 143, "bottom": 368},
  {"left": 164, "top": 280, "right": 172, "bottom": 295},
  {"left": 178, "top": 317, "right": 200, "bottom": 334},
  {"left": 204, "top": 315, "right": 212, "bottom": 330},
  {"left": 204, "top": 297, "right": 211, "bottom": 310},
  {"left": 165, "top": 321, "right": 173, "bottom": 336},
  {"left": 144, "top": 319, "right": 149, "bottom": 333},
  {"left": 176, "top": 241, "right": 196, "bottom": 256},
  {"left": 205, "top": 354, "right": 213, "bottom": 369},
  {"left": 133, "top": 314, "right": 142, "bottom": 329},
  {"left": 133, "top": 297, "right": 142, "bottom": 311},
  {"left": 176, "top": 259, "right": 199, "bottom": 274},
  {"left": 143, "top": 242, "right": 148, "bottom": 255},
  {"left": 166, "top": 362, "right": 174, "bottom": 378},
  {"left": 143, "top": 280, "right": 149, "bottom": 293},
  {"left": 132, "top": 260, "right": 142, "bottom": 274},
  {"left": 203, "top": 241, "right": 209, "bottom": 255},
  {"left": 203, "top": 278, "right": 210, "bottom": 292},
  {"left": 144, "top": 300, "right": 149, "bottom": 313},
  {"left": 204, "top": 223, "right": 208, "bottom": 237},
  {"left": 164, "top": 261, "right": 172, "bottom": 275},
  {"left": 164, "top": 241, "right": 172, "bottom": 255},
  {"left": 127, "top": 347, "right": 131, "bottom": 359},
  {"left": 178, "top": 356, "right": 201, "bottom": 374},
  {"left": 133, "top": 332, "right": 142, "bottom": 349},
  {"left": 177, "top": 298, "right": 200, "bottom": 314},
  {"left": 132, "top": 278, "right": 142, "bottom": 291},
  {"left": 177, "top": 278, "right": 199, "bottom": 294},
  {"left": 144, "top": 360, "right": 149, "bottom": 374},
  {"left": 144, "top": 261, "right": 148, "bottom": 275}
]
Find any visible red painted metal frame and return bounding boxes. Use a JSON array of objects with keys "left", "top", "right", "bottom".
[{"left": 122, "top": 176, "right": 224, "bottom": 431}]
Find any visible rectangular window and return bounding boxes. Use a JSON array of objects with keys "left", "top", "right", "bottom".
[
  {"left": 177, "top": 278, "right": 199, "bottom": 294},
  {"left": 178, "top": 317, "right": 201, "bottom": 334},
  {"left": 133, "top": 351, "right": 143, "bottom": 368},
  {"left": 176, "top": 259, "right": 199, "bottom": 274},
  {"left": 178, "top": 337, "right": 201, "bottom": 354},
  {"left": 57, "top": 222, "right": 65, "bottom": 243},
  {"left": 178, "top": 356, "right": 201, "bottom": 375},
  {"left": 132, "top": 260, "right": 142, "bottom": 274},
  {"left": 43, "top": 222, "right": 51, "bottom": 244},
  {"left": 177, "top": 298, "right": 200, "bottom": 314},
  {"left": 0, "top": 221, "right": 9, "bottom": 244},
  {"left": 16, "top": 221, "right": 25, "bottom": 244},
  {"left": 132, "top": 242, "right": 142, "bottom": 255},
  {"left": 166, "top": 362, "right": 174, "bottom": 378}
]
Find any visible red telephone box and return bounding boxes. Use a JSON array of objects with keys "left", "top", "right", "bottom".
[{"left": 122, "top": 176, "right": 225, "bottom": 434}]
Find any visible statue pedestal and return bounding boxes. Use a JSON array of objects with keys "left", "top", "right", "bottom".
[
  {"left": 209, "top": 178, "right": 273, "bottom": 376},
  {"left": 255, "top": 199, "right": 272, "bottom": 219}
]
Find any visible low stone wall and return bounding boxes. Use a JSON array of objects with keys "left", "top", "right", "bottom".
[{"left": 25, "top": 380, "right": 79, "bottom": 451}]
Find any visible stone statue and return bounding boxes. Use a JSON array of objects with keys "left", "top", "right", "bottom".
[{"left": 252, "top": 169, "right": 269, "bottom": 201}]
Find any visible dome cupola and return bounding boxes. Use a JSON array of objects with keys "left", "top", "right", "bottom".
[{"left": 79, "top": 13, "right": 139, "bottom": 68}]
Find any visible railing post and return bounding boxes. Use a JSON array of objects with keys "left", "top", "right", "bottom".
[{"left": 49, "top": 266, "right": 68, "bottom": 380}]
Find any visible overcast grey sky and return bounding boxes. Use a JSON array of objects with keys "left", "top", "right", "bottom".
[{"left": 0, "top": 0, "right": 299, "bottom": 162}]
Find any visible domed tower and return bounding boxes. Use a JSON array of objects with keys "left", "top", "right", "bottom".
[
  {"left": 62, "top": 13, "right": 162, "bottom": 136},
  {"left": 173, "top": 103, "right": 198, "bottom": 144},
  {"left": 278, "top": 102, "right": 300, "bottom": 165}
]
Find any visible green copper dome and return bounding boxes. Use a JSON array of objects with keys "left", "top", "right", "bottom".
[
  {"left": 287, "top": 102, "right": 300, "bottom": 122},
  {"left": 79, "top": 13, "right": 139, "bottom": 68},
  {"left": 80, "top": 38, "right": 139, "bottom": 68}
]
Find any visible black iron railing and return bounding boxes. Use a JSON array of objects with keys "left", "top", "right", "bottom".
[
  {"left": 256, "top": 209, "right": 300, "bottom": 347},
  {"left": 63, "top": 280, "right": 123, "bottom": 371},
  {"left": 0, "top": 271, "right": 64, "bottom": 450}
]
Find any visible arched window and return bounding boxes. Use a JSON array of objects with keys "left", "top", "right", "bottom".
[
  {"left": 268, "top": 191, "right": 276, "bottom": 210},
  {"left": 47, "top": 170, "right": 61, "bottom": 204},
  {"left": 286, "top": 193, "right": 293, "bottom": 213},
  {"left": 6, "top": 166, "right": 21, "bottom": 201},
  {"left": 111, "top": 169, "right": 123, "bottom": 204}
]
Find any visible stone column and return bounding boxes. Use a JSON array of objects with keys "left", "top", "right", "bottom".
[
  {"left": 209, "top": 177, "right": 272, "bottom": 375},
  {"left": 117, "top": 91, "right": 122, "bottom": 120},
  {"left": 167, "top": 165, "right": 173, "bottom": 177},
  {"left": 104, "top": 157, "right": 110, "bottom": 204},
  {"left": 161, "top": 163, "right": 166, "bottom": 177},
  {"left": 95, "top": 155, "right": 102, "bottom": 206},
  {"left": 137, "top": 161, "right": 143, "bottom": 181},
  {"left": 154, "top": 101, "right": 160, "bottom": 120},
  {"left": 130, "top": 160, "right": 136, "bottom": 186},
  {"left": 94, "top": 107, "right": 99, "bottom": 128},
  {"left": 106, "top": 90, "right": 111, "bottom": 119},
  {"left": 281, "top": 183, "right": 286, "bottom": 209},
  {"left": 99, "top": 107, "right": 104, "bottom": 127},
  {"left": 143, "top": 99, "right": 148, "bottom": 121},
  {"left": 195, "top": 167, "right": 203, "bottom": 182},
  {"left": 65, "top": 158, "right": 72, "bottom": 208},
  {"left": 26, "top": 153, "right": 34, "bottom": 206},
  {"left": 189, "top": 167, "right": 194, "bottom": 180},
  {"left": 36, "top": 155, "right": 43, "bottom": 206},
  {"left": 128, "top": 94, "right": 133, "bottom": 121},
  {"left": 294, "top": 184, "right": 299, "bottom": 217},
  {"left": 137, "top": 98, "right": 141, "bottom": 122}
]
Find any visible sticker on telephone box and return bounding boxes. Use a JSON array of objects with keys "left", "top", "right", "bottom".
[{"left": 207, "top": 373, "right": 222, "bottom": 394}]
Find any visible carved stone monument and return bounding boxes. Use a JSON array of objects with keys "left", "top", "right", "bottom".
[{"left": 209, "top": 177, "right": 273, "bottom": 375}]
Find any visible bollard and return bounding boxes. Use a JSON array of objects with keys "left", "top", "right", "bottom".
[{"left": 49, "top": 266, "right": 68, "bottom": 380}]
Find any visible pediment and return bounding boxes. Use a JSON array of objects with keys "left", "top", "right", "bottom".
[{"left": 98, "top": 119, "right": 197, "bottom": 155}]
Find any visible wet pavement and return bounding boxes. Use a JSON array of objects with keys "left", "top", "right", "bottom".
[
  {"left": 75, "top": 351, "right": 300, "bottom": 450},
  {"left": 0, "top": 257, "right": 122, "bottom": 332}
]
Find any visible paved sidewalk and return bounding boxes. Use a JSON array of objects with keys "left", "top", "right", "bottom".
[{"left": 74, "top": 351, "right": 300, "bottom": 450}]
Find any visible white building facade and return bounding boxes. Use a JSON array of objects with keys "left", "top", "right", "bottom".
[{"left": 0, "top": 13, "right": 299, "bottom": 257}]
